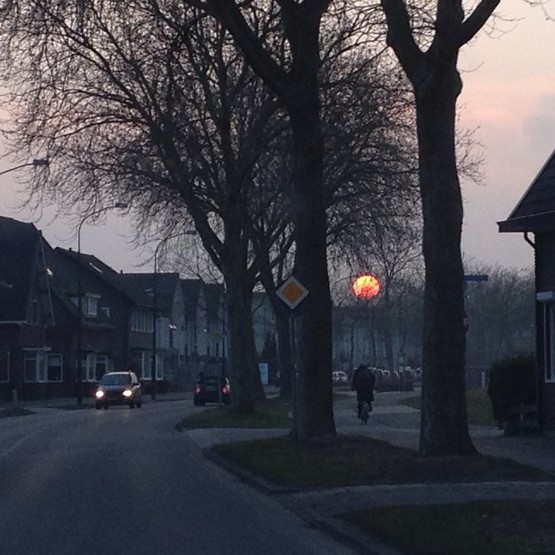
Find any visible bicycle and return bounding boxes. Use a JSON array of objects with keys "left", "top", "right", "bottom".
[{"left": 360, "top": 401, "right": 370, "bottom": 424}]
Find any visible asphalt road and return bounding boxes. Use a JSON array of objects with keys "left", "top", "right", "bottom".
[{"left": 0, "top": 400, "right": 357, "bottom": 555}]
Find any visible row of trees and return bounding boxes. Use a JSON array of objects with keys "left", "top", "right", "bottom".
[
  {"left": 333, "top": 263, "right": 535, "bottom": 375},
  {"left": 0, "top": 0, "right": 502, "bottom": 455}
]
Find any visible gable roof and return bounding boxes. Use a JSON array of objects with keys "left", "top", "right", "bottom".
[
  {"left": 119, "top": 273, "right": 180, "bottom": 310},
  {"left": 498, "top": 149, "right": 555, "bottom": 233},
  {"left": 0, "top": 217, "right": 42, "bottom": 321}
]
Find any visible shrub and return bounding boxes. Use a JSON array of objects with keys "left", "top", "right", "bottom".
[{"left": 487, "top": 353, "right": 537, "bottom": 429}]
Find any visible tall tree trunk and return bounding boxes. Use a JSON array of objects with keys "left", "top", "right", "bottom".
[
  {"left": 203, "top": 0, "right": 335, "bottom": 436},
  {"left": 274, "top": 307, "right": 292, "bottom": 397},
  {"left": 416, "top": 65, "right": 476, "bottom": 455},
  {"left": 223, "top": 261, "right": 262, "bottom": 412},
  {"left": 284, "top": 14, "right": 335, "bottom": 437}
]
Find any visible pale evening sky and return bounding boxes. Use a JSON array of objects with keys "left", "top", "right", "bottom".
[{"left": 0, "top": 1, "right": 553, "bottom": 274}]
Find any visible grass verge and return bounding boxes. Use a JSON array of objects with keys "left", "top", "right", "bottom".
[
  {"left": 0, "top": 406, "right": 35, "bottom": 418},
  {"left": 211, "top": 434, "right": 549, "bottom": 488},
  {"left": 344, "top": 500, "right": 555, "bottom": 555},
  {"left": 180, "top": 396, "right": 291, "bottom": 429},
  {"left": 399, "top": 388, "right": 494, "bottom": 426}
]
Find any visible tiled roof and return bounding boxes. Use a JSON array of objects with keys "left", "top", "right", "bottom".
[
  {"left": 118, "top": 273, "right": 180, "bottom": 309},
  {"left": 0, "top": 217, "right": 41, "bottom": 321},
  {"left": 498, "top": 149, "right": 555, "bottom": 233}
]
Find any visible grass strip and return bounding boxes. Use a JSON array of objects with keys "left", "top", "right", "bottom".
[
  {"left": 211, "top": 435, "right": 549, "bottom": 488},
  {"left": 180, "top": 396, "right": 291, "bottom": 429},
  {"left": 344, "top": 500, "right": 555, "bottom": 555},
  {"left": 399, "top": 388, "right": 495, "bottom": 426}
]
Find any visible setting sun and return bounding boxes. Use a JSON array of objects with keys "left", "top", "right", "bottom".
[{"left": 352, "top": 274, "right": 380, "bottom": 300}]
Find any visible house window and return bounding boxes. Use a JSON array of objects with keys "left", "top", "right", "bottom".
[
  {"left": 24, "top": 350, "right": 48, "bottom": 382},
  {"left": 131, "top": 307, "right": 153, "bottom": 332},
  {"left": 544, "top": 302, "right": 555, "bottom": 383},
  {"left": 95, "top": 354, "right": 111, "bottom": 381},
  {"left": 82, "top": 353, "right": 113, "bottom": 382},
  {"left": 0, "top": 348, "right": 9, "bottom": 382},
  {"left": 84, "top": 295, "right": 99, "bottom": 317},
  {"left": 132, "top": 351, "right": 163, "bottom": 380},
  {"left": 538, "top": 292, "right": 555, "bottom": 383},
  {"left": 47, "top": 354, "right": 63, "bottom": 382}
]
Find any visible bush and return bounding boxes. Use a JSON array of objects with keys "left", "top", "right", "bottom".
[{"left": 487, "top": 353, "right": 537, "bottom": 429}]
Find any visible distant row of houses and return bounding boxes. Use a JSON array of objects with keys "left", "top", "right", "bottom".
[{"left": 0, "top": 216, "right": 275, "bottom": 401}]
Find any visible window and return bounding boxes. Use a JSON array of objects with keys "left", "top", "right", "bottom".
[
  {"left": 24, "top": 350, "right": 47, "bottom": 382},
  {"left": 47, "top": 354, "right": 63, "bottom": 382},
  {"left": 84, "top": 295, "right": 99, "bottom": 317},
  {"left": 82, "top": 353, "right": 113, "bottom": 382},
  {"left": 94, "top": 354, "right": 111, "bottom": 381},
  {"left": 71, "top": 294, "right": 100, "bottom": 317},
  {"left": 131, "top": 351, "right": 163, "bottom": 380},
  {"left": 544, "top": 303, "right": 555, "bottom": 383},
  {"left": 131, "top": 307, "right": 153, "bottom": 332},
  {"left": 539, "top": 292, "right": 555, "bottom": 383},
  {"left": 0, "top": 348, "right": 9, "bottom": 382}
]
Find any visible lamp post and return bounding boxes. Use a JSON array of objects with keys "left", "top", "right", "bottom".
[
  {"left": 150, "top": 229, "right": 197, "bottom": 400},
  {"left": 76, "top": 202, "right": 127, "bottom": 405},
  {"left": 0, "top": 158, "right": 49, "bottom": 176}
]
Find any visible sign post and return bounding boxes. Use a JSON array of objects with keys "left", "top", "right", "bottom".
[{"left": 276, "top": 276, "right": 309, "bottom": 442}]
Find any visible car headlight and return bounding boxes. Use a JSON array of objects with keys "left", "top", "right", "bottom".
[
  {"left": 95, "top": 390, "right": 105, "bottom": 399},
  {"left": 122, "top": 389, "right": 132, "bottom": 398}
]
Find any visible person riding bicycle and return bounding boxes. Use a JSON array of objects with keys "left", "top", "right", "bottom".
[{"left": 351, "top": 364, "right": 375, "bottom": 419}]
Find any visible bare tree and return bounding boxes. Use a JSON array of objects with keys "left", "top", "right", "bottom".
[
  {"left": 465, "top": 265, "right": 535, "bottom": 366},
  {"left": 380, "top": 0, "right": 500, "bottom": 455},
  {"left": 0, "top": 1, "right": 289, "bottom": 412}
]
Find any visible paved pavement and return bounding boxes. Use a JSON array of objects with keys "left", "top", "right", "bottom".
[
  {"left": 186, "top": 390, "right": 555, "bottom": 555},
  {"left": 5, "top": 390, "right": 555, "bottom": 554}
]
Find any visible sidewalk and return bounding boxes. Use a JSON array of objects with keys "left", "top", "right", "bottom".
[{"left": 186, "top": 390, "right": 555, "bottom": 555}]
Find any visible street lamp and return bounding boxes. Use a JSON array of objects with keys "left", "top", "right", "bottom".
[
  {"left": 150, "top": 229, "right": 197, "bottom": 400},
  {"left": 0, "top": 158, "right": 49, "bottom": 176},
  {"left": 76, "top": 202, "right": 127, "bottom": 405}
]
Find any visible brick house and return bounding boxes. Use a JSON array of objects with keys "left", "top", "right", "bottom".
[
  {"left": 498, "top": 149, "right": 555, "bottom": 431},
  {"left": 0, "top": 217, "right": 58, "bottom": 400}
]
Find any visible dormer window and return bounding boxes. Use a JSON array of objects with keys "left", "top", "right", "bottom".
[
  {"left": 72, "top": 294, "right": 101, "bottom": 317},
  {"left": 84, "top": 294, "right": 99, "bottom": 317}
]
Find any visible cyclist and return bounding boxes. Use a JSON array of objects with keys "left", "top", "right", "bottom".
[{"left": 351, "top": 364, "right": 375, "bottom": 419}]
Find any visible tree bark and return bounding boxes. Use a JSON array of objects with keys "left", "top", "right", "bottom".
[
  {"left": 283, "top": 11, "right": 335, "bottom": 438},
  {"left": 205, "top": 1, "right": 336, "bottom": 436},
  {"left": 380, "top": 0, "right": 500, "bottom": 456},
  {"left": 415, "top": 63, "right": 476, "bottom": 455},
  {"left": 222, "top": 258, "right": 262, "bottom": 413}
]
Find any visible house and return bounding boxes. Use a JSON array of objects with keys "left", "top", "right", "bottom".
[
  {"left": 118, "top": 272, "right": 185, "bottom": 391},
  {"left": 498, "top": 148, "right": 555, "bottom": 431},
  {"left": 0, "top": 217, "right": 58, "bottom": 400},
  {"left": 180, "top": 279, "right": 226, "bottom": 383}
]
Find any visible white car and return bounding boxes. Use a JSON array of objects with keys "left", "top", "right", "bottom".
[{"left": 332, "top": 371, "right": 349, "bottom": 386}]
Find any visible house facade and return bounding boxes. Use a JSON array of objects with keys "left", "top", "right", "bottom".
[
  {"left": 498, "top": 149, "right": 555, "bottom": 431},
  {"left": 0, "top": 218, "right": 57, "bottom": 400}
]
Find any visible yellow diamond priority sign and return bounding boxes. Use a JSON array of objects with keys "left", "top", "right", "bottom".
[{"left": 277, "top": 276, "right": 309, "bottom": 310}]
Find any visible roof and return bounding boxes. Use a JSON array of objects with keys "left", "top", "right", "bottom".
[
  {"left": 118, "top": 273, "right": 180, "bottom": 310},
  {"left": 498, "top": 149, "right": 555, "bottom": 233},
  {"left": 0, "top": 217, "right": 42, "bottom": 321}
]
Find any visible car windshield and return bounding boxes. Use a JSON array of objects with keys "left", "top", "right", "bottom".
[{"left": 100, "top": 374, "right": 131, "bottom": 386}]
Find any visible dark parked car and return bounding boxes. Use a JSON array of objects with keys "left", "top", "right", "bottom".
[
  {"left": 194, "top": 376, "right": 231, "bottom": 406},
  {"left": 95, "top": 371, "right": 142, "bottom": 409}
]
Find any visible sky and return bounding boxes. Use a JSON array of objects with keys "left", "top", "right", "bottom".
[{"left": 0, "top": 1, "right": 554, "bottom": 274}]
